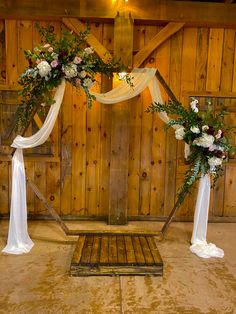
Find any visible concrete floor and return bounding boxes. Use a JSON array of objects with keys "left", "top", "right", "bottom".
[{"left": 0, "top": 220, "right": 235, "bottom": 314}]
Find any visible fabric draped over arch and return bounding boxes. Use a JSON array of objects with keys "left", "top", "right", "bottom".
[{"left": 2, "top": 68, "right": 223, "bottom": 259}]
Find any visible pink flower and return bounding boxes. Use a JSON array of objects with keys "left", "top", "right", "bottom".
[
  {"left": 50, "top": 60, "right": 58, "bottom": 68},
  {"left": 74, "top": 56, "right": 82, "bottom": 64},
  {"left": 36, "top": 59, "right": 43, "bottom": 64},
  {"left": 75, "top": 78, "right": 81, "bottom": 86},
  {"left": 48, "top": 47, "right": 53, "bottom": 52},
  {"left": 215, "top": 130, "right": 222, "bottom": 139},
  {"left": 43, "top": 43, "right": 50, "bottom": 48},
  {"left": 209, "top": 144, "right": 217, "bottom": 152}
]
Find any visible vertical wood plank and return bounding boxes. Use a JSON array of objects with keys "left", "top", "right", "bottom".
[
  {"left": 150, "top": 30, "right": 170, "bottom": 217},
  {"left": 86, "top": 23, "right": 102, "bottom": 217},
  {"left": 34, "top": 162, "right": 46, "bottom": 215},
  {"left": 195, "top": 28, "right": 209, "bottom": 91},
  {"left": 0, "top": 20, "right": 6, "bottom": 84},
  {"left": 127, "top": 23, "right": 145, "bottom": 217},
  {"left": 99, "top": 23, "right": 113, "bottom": 217},
  {"left": 0, "top": 161, "right": 9, "bottom": 214},
  {"left": 72, "top": 87, "right": 87, "bottom": 215},
  {"left": 206, "top": 28, "right": 224, "bottom": 217},
  {"left": 215, "top": 29, "right": 235, "bottom": 217},
  {"left": 25, "top": 161, "right": 35, "bottom": 214},
  {"left": 177, "top": 27, "right": 198, "bottom": 217},
  {"left": 109, "top": 14, "right": 133, "bottom": 224},
  {"left": 46, "top": 162, "right": 60, "bottom": 214},
  {"left": 164, "top": 28, "right": 183, "bottom": 216},
  {"left": 224, "top": 166, "right": 236, "bottom": 217},
  {"left": 61, "top": 83, "right": 72, "bottom": 216},
  {"left": 5, "top": 20, "right": 18, "bottom": 86},
  {"left": 139, "top": 26, "right": 158, "bottom": 216}
]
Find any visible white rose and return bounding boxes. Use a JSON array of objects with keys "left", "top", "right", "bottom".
[
  {"left": 190, "top": 126, "right": 200, "bottom": 134},
  {"left": 208, "top": 157, "right": 223, "bottom": 167},
  {"left": 82, "top": 77, "right": 93, "bottom": 88},
  {"left": 193, "top": 133, "right": 215, "bottom": 148},
  {"left": 190, "top": 99, "right": 199, "bottom": 113},
  {"left": 175, "top": 127, "right": 185, "bottom": 140},
  {"left": 37, "top": 60, "right": 51, "bottom": 77},
  {"left": 84, "top": 47, "right": 94, "bottom": 55},
  {"left": 62, "top": 63, "right": 78, "bottom": 78},
  {"left": 202, "top": 125, "right": 209, "bottom": 131},
  {"left": 79, "top": 70, "right": 87, "bottom": 78}
]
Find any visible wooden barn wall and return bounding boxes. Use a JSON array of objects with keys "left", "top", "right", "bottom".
[{"left": 0, "top": 19, "right": 236, "bottom": 220}]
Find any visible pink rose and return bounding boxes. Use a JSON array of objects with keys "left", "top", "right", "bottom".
[
  {"left": 74, "top": 56, "right": 82, "bottom": 64},
  {"left": 48, "top": 47, "right": 53, "bottom": 52},
  {"left": 76, "top": 78, "right": 81, "bottom": 86},
  {"left": 43, "top": 43, "right": 50, "bottom": 48},
  {"left": 36, "top": 59, "right": 43, "bottom": 64},
  {"left": 215, "top": 130, "right": 222, "bottom": 139},
  {"left": 50, "top": 60, "right": 58, "bottom": 68}
]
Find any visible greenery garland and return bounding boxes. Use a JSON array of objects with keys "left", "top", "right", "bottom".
[
  {"left": 147, "top": 99, "right": 236, "bottom": 208},
  {"left": 16, "top": 23, "right": 129, "bottom": 128}
]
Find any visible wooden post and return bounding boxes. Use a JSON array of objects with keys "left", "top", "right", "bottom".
[{"left": 108, "top": 12, "right": 133, "bottom": 225}]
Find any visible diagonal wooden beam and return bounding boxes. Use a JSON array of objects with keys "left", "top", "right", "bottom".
[
  {"left": 133, "top": 22, "right": 185, "bottom": 68},
  {"left": 62, "top": 18, "right": 112, "bottom": 64}
]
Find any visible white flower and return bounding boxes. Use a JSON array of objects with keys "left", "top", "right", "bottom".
[
  {"left": 62, "top": 63, "right": 77, "bottom": 78},
  {"left": 190, "top": 126, "right": 200, "bottom": 134},
  {"left": 190, "top": 99, "right": 199, "bottom": 113},
  {"left": 84, "top": 47, "right": 94, "bottom": 55},
  {"left": 79, "top": 70, "right": 87, "bottom": 78},
  {"left": 175, "top": 127, "right": 185, "bottom": 140},
  {"left": 208, "top": 157, "right": 223, "bottom": 167},
  {"left": 202, "top": 125, "right": 209, "bottom": 131},
  {"left": 51, "top": 52, "right": 59, "bottom": 60},
  {"left": 37, "top": 60, "right": 51, "bottom": 77},
  {"left": 193, "top": 133, "right": 215, "bottom": 148},
  {"left": 82, "top": 78, "right": 93, "bottom": 88}
]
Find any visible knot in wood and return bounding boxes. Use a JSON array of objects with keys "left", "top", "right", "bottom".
[{"left": 142, "top": 172, "right": 147, "bottom": 178}]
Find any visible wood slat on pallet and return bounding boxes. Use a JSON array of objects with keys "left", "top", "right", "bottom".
[
  {"left": 124, "top": 236, "right": 136, "bottom": 265},
  {"left": 71, "top": 235, "right": 86, "bottom": 265},
  {"left": 117, "top": 236, "right": 127, "bottom": 265},
  {"left": 80, "top": 235, "right": 94, "bottom": 265}
]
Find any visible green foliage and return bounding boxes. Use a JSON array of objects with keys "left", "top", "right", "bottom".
[
  {"left": 147, "top": 99, "right": 236, "bottom": 207},
  {"left": 16, "top": 23, "right": 129, "bottom": 128}
]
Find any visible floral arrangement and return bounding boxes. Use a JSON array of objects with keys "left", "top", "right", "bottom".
[
  {"left": 16, "top": 24, "right": 128, "bottom": 127},
  {"left": 147, "top": 99, "right": 236, "bottom": 206}
]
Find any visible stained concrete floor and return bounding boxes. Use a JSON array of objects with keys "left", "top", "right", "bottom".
[{"left": 0, "top": 220, "right": 235, "bottom": 314}]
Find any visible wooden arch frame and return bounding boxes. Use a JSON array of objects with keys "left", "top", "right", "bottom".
[{"left": 4, "top": 17, "right": 186, "bottom": 238}]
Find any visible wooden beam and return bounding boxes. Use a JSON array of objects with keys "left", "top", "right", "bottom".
[
  {"left": 133, "top": 22, "right": 185, "bottom": 68},
  {"left": 108, "top": 13, "right": 133, "bottom": 225},
  {"left": 1, "top": 1, "right": 236, "bottom": 27},
  {"left": 62, "top": 18, "right": 112, "bottom": 63}
]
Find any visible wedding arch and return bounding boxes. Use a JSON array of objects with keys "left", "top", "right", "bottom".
[{"left": 1, "top": 25, "right": 227, "bottom": 260}]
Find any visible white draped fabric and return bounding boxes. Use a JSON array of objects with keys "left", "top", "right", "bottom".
[
  {"left": 2, "top": 68, "right": 224, "bottom": 258},
  {"left": 190, "top": 174, "right": 224, "bottom": 258}
]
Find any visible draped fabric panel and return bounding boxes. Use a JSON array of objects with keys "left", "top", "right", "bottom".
[{"left": 2, "top": 68, "right": 224, "bottom": 258}]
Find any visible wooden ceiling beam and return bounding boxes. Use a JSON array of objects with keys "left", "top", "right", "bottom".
[{"left": 1, "top": 0, "right": 236, "bottom": 27}]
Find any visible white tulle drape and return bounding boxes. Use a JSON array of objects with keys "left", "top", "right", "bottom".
[
  {"left": 2, "top": 79, "right": 66, "bottom": 254},
  {"left": 2, "top": 68, "right": 224, "bottom": 258}
]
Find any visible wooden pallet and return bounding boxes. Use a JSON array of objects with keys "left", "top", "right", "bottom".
[{"left": 70, "top": 234, "right": 163, "bottom": 276}]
